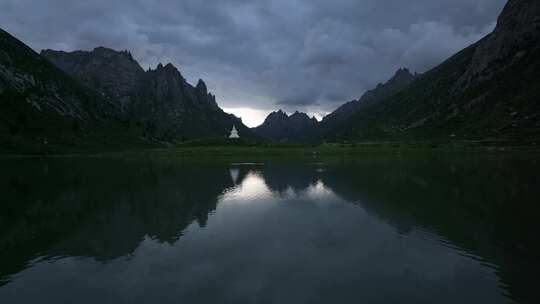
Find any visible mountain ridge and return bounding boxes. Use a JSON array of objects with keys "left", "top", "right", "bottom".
[{"left": 324, "top": 0, "right": 540, "bottom": 142}]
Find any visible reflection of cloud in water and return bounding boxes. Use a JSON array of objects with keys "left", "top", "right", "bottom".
[
  {"left": 222, "top": 171, "right": 340, "bottom": 207},
  {"left": 221, "top": 171, "right": 274, "bottom": 203},
  {"left": 280, "top": 180, "right": 337, "bottom": 202},
  {"left": 305, "top": 180, "right": 334, "bottom": 199}
]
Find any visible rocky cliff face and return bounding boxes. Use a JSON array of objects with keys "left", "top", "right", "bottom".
[
  {"left": 252, "top": 110, "right": 318, "bottom": 142},
  {"left": 0, "top": 28, "right": 131, "bottom": 151},
  {"left": 42, "top": 48, "right": 144, "bottom": 109},
  {"left": 459, "top": 0, "right": 540, "bottom": 86},
  {"left": 42, "top": 47, "right": 252, "bottom": 141}
]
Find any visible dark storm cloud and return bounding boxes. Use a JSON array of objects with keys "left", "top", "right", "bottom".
[{"left": 0, "top": 0, "right": 507, "bottom": 113}]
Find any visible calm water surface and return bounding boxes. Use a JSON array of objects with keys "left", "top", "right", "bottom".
[{"left": 1, "top": 154, "right": 539, "bottom": 303}]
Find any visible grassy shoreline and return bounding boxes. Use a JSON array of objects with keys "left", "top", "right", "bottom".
[{"left": 2, "top": 140, "right": 540, "bottom": 159}]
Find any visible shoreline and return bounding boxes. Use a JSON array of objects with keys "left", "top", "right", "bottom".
[{"left": 2, "top": 141, "right": 540, "bottom": 159}]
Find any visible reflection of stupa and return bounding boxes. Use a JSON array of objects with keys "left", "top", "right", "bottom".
[
  {"left": 229, "top": 168, "right": 240, "bottom": 184},
  {"left": 229, "top": 125, "right": 240, "bottom": 139}
]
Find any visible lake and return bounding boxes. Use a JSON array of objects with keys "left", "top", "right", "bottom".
[{"left": 1, "top": 153, "right": 539, "bottom": 303}]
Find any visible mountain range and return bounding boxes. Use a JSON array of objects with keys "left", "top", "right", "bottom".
[
  {"left": 1, "top": 30, "right": 252, "bottom": 152},
  {"left": 1, "top": 0, "right": 539, "bottom": 151}
]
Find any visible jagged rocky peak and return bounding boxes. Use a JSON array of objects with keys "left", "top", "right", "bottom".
[
  {"left": 289, "top": 111, "right": 314, "bottom": 123},
  {"left": 154, "top": 62, "right": 180, "bottom": 73},
  {"left": 367, "top": 67, "right": 418, "bottom": 98},
  {"left": 276, "top": 109, "right": 288, "bottom": 116},
  {"left": 372, "top": 67, "right": 417, "bottom": 91},
  {"left": 394, "top": 67, "right": 414, "bottom": 78},
  {"left": 142, "top": 62, "right": 219, "bottom": 110},
  {"left": 92, "top": 46, "right": 133, "bottom": 59},
  {"left": 265, "top": 109, "right": 289, "bottom": 121},
  {"left": 194, "top": 79, "right": 217, "bottom": 106},
  {"left": 387, "top": 67, "right": 417, "bottom": 85},
  {"left": 163, "top": 63, "right": 176, "bottom": 70},
  {"left": 149, "top": 62, "right": 186, "bottom": 85},
  {"left": 196, "top": 79, "right": 208, "bottom": 94}
]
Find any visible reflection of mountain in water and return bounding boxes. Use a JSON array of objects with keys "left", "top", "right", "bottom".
[
  {"left": 260, "top": 163, "right": 320, "bottom": 194},
  {"left": 213, "top": 158, "right": 540, "bottom": 304},
  {"left": 1, "top": 156, "right": 539, "bottom": 303},
  {"left": 0, "top": 159, "right": 248, "bottom": 284},
  {"left": 249, "top": 157, "right": 540, "bottom": 304}
]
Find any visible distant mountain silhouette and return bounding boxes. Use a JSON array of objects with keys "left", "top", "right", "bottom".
[{"left": 252, "top": 110, "right": 318, "bottom": 142}]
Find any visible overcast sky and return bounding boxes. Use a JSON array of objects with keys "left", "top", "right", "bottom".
[{"left": 0, "top": 0, "right": 506, "bottom": 127}]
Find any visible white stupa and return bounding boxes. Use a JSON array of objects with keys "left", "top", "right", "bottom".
[{"left": 229, "top": 125, "right": 240, "bottom": 139}]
